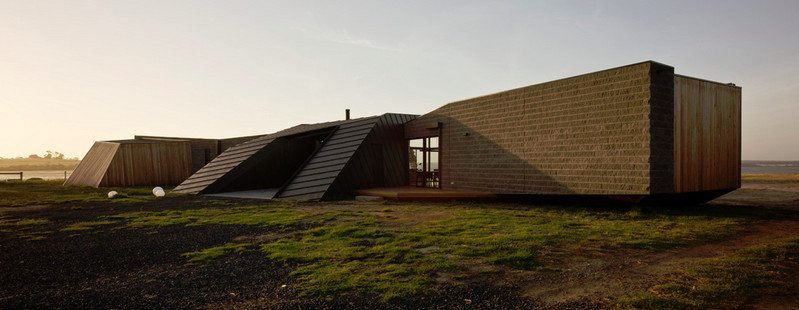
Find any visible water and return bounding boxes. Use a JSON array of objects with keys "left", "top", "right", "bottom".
[
  {"left": 741, "top": 166, "right": 799, "bottom": 174},
  {"left": 0, "top": 170, "right": 73, "bottom": 181}
]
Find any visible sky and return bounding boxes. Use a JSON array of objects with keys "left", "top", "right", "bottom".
[{"left": 1, "top": 0, "right": 798, "bottom": 160}]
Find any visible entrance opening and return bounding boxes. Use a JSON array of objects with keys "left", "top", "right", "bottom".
[
  {"left": 409, "top": 136, "right": 439, "bottom": 188},
  {"left": 210, "top": 128, "right": 334, "bottom": 198}
]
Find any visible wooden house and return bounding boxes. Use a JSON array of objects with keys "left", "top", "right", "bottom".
[
  {"left": 73, "top": 61, "right": 741, "bottom": 203},
  {"left": 65, "top": 135, "right": 259, "bottom": 187}
]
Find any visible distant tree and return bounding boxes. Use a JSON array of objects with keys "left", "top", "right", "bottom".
[
  {"left": 28, "top": 154, "right": 41, "bottom": 159},
  {"left": 54, "top": 152, "right": 65, "bottom": 159},
  {"left": 44, "top": 150, "right": 53, "bottom": 159}
]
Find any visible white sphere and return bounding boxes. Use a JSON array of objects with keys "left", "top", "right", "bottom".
[
  {"left": 152, "top": 187, "right": 163, "bottom": 195},
  {"left": 107, "top": 191, "right": 118, "bottom": 199},
  {"left": 154, "top": 189, "right": 165, "bottom": 197}
]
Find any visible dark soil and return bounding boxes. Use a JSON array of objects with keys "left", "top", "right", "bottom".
[{"left": 0, "top": 197, "right": 540, "bottom": 309}]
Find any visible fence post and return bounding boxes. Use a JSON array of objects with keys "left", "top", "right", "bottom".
[
  {"left": 19, "top": 172, "right": 23, "bottom": 180},
  {"left": 64, "top": 171, "right": 67, "bottom": 180}
]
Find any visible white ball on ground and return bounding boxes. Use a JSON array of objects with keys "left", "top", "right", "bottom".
[
  {"left": 154, "top": 189, "right": 165, "bottom": 197},
  {"left": 152, "top": 187, "right": 163, "bottom": 195},
  {"left": 108, "top": 191, "right": 118, "bottom": 199}
]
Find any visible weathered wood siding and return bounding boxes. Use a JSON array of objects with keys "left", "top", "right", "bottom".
[
  {"left": 64, "top": 142, "right": 120, "bottom": 187},
  {"left": 673, "top": 75, "right": 742, "bottom": 192},
  {"left": 99, "top": 142, "right": 193, "bottom": 187}
]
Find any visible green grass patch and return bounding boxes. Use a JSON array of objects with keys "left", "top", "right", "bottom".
[
  {"left": 259, "top": 204, "right": 746, "bottom": 300},
  {"left": 0, "top": 180, "right": 162, "bottom": 206},
  {"left": 61, "top": 220, "right": 118, "bottom": 231},
  {"left": 262, "top": 217, "right": 452, "bottom": 301},
  {"left": 182, "top": 243, "right": 252, "bottom": 264},
  {"left": 109, "top": 205, "right": 310, "bottom": 228},
  {"left": 0, "top": 218, "right": 50, "bottom": 227},
  {"left": 618, "top": 236, "right": 799, "bottom": 309}
]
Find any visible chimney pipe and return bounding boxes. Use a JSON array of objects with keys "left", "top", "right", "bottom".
[{"left": 345, "top": 109, "right": 350, "bottom": 120}]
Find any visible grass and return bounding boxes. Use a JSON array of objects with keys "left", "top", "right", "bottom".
[
  {"left": 0, "top": 217, "right": 52, "bottom": 240},
  {"left": 61, "top": 220, "right": 118, "bottom": 231},
  {"left": 182, "top": 243, "right": 252, "bottom": 264},
  {"left": 0, "top": 218, "right": 51, "bottom": 227},
  {"left": 108, "top": 205, "right": 311, "bottom": 228},
  {"left": 0, "top": 180, "right": 161, "bottom": 206},
  {"left": 618, "top": 236, "right": 799, "bottom": 309},
  {"left": 1, "top": 181, "right": 795, "bottom": 304},
  {"left": 262, "top": 216, "right": 453, "bottom": 300},
  {"left": 256, "top": 204, "right": 746, "bottom": 300}
]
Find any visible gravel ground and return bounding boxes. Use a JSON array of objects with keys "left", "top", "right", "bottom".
[{"left": 0, "top": 198, "right": 545, "bottom": 309}]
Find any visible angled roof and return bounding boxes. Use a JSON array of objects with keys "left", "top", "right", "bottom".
[
  {"left": 173, "top": 113, "right": 418, "bottom": 200},
  {"left": 172, "top": 117, "right": 373, "bottom": 195},
  {"left": 276, "top": 116, "right": 384, "bottom": 200},
  {"left": 64, "top": 142, "right": 120, "bottom": 187}
]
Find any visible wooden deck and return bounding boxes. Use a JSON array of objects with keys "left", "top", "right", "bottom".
[{"left": 354, "top": 186, "right": 495, "bottom": 201}]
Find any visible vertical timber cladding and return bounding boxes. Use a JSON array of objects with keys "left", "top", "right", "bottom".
[
  {"left": 673, "top": 75, "right": 742, "bottom": 192},
  {"left": 406, "top": 61, "right": 675, "bottom": 195},
  {"left": 64, "top": 141, "right": 121, "bottom": 187},
  {"left": 100, "top": 141, "right": 193, "bottom": 187}
]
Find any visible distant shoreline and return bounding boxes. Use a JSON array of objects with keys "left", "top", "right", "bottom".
[{"left": 0, "top": 158, "right": 79, "bottom": 171}]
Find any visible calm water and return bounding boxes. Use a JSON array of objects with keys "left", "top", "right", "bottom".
[
  {"left": 741, "top": 166, "right": 799, "bottom": 174},
  {"left": 0, "top": 170, "right": 73, "bottom": 181}
]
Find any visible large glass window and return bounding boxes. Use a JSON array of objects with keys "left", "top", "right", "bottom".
[{"left": 409, "top": 136, "right": 439, "bottom": 188}]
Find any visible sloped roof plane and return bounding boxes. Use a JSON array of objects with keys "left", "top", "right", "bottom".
[{"left": 173, "top": 113, "right": 417, "bottom": 200}]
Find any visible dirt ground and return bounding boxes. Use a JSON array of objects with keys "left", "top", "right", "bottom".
[{"left": 1, "top": 178, "right": 798, "bottom": 309}]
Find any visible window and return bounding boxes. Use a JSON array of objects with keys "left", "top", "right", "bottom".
[{"left": 408, "top": 136, "right": 439, "bottom": 188}]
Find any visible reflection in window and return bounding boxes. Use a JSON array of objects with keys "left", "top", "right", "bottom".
[{"left": 409, "top": 136, "right": 439, "bottom": 188}]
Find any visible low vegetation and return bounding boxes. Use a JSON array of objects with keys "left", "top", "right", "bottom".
[
  {"left": 0, "top": 157, "right": 80, "bottom": 171},
  {"left": 182, "top": 242, "right": 253, "bottom": 264},
  {"left": 620, "top": 236, "right": 799, "bottom": 308},
  {"left": 2, "top": 179, "right": 798, "bottom": 307},
  {"left": 108, "top": 205, "right": 311, "bottom": 228},
  {"left": 0, "top": 180, "right": 161, "bottom": 206}
]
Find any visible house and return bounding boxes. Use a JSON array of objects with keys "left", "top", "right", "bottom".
[
  {"left": 402, "top": 61, "right": 741, "bottom": 203},
  {"left": 65, "top": 135, "right": 258, "bottom": 187},
  {"left": 73, "top": 61, "right": 742, "bottom": 203}
]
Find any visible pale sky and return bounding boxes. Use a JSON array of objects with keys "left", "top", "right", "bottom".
[{"left": 1, "top": 1, "right": 797, "bottom": 160}]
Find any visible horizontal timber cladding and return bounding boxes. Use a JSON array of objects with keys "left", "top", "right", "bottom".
[
  {"left": 219, "top": 135, "right": 263, "bottom": 153},
  {"left": 99, "top": 141, "right": 193, "bottom": 187},
  {"left": 405, "top": 61, "right": 673, "bottom": 195},
  {"left": 64, "top": 142, "right": 120, "bottom": 187},
  {"left": 172, "top": 119, "right": 352, "bottom": 194},
  {"left": 323, "top": 113, "right": 418, "bottom": 200},
  {"left": 278, "top": 113, "right": 417, "bottom": 200},
  {"left": 673, "top": 75, "right": 742, "bottom": 193}
]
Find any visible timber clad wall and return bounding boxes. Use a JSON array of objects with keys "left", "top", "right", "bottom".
[
  {"left": 406, "top": 61, "right": 669, "bottom": 195},
  {"left": 99, "top": 142, "right": 193, "bottom": 187},
  {"left": 673, "top": 75, "right": 742, "bottom": 192},
  {"left": 64, "top": 142, "right": 120, "bottom": 187}
]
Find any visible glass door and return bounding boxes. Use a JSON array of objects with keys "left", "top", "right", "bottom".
[{"left": 409, "top": 136, "right": 439, "bottom": 188}]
